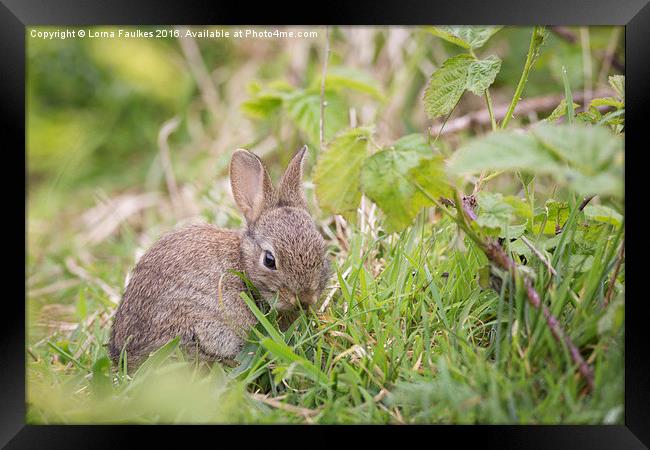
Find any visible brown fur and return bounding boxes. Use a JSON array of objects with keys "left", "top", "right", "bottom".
[{"left": 108, "top": 147, "right": 330, "bottom": 369}]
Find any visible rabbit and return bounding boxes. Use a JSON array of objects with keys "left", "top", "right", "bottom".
[{"left": 108, "top": 146, "right": 330, "bottom": 370}]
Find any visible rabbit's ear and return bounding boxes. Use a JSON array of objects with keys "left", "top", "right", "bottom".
[
  {"left": 277, "top": 146, "right": 308, "bottom": 209},
  {"left": 230, "top": 149, "right": 275, "bottom": 223}
]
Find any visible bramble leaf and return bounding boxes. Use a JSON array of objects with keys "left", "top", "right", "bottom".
[
  {"left": 475, "top": 192, "right": 514, "bottom": 234},
  {"left": 424, "top": 54, "right": 502, "bottom": 119},
  {"left": 360, "top": 134, "right": 446, "bottom": 232},
  {"left": 450, "top": 124, "right": 624, "bottom": 198},
  {"left": 532, "top": 200, "right": 570, "bottom": 235},
  {"left": 531, "top": 123, "right": 621, "bottom": 171},
  {"left": 409, "top": 155, "right": 452, "bottom": 203},
  {"left": 314, "top": 66, "right": 385, "bottom": 101},
  {"left": 424, "top": 54, "right": 474, "bottom": 119},
  {"left": 466, "top": 55, "right": 502, "bottom": 95},
  {"left": 583, "top": 204, "right": 623, "bottom": 227},
  {"left": 449, "top": 131, "right": 558, "bottom": 174},
  {"left": 314, "top": 127, "right": 372, "bottom": 222},
  {"left": 427, "top": 26, "right": 503, "bottom": 50},
  {"left": 544, "top": 99, "right": 581, "bottom": 123},
  {"left": 589, "top": 97, "right": 623, "bottom": 109},
  {"left": 285, "top": 89, "right": 348, "bottom": 148}
]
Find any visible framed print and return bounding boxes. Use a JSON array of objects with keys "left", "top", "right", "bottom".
[{"left": 4, "top": 0, "right": 648, "bottom": 447}]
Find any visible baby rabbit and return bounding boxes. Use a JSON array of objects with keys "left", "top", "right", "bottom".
[{"left": 108, "top": 147, "right": 330, "bottom": 369}]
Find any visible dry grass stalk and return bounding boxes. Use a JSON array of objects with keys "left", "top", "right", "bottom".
[
  {"left": 65, "top": 257, "right": 120, "bottom": 304},
  {"left": 29, "top": 279, "right": 80, "bottom": 299},
  {"left": 175, "top": 28, "right": 221, "bottom": 121},
  {"left": 251, "top": 393, "right": 321, "bottom": 418},
  {"left": 81, "top": 192, "right": 161, "bottom": 245},
  {"left": 157, "top": 116, "right": 183, "bottom": 218}
]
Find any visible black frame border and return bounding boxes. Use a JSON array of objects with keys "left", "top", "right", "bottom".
[{"left": 5, "top": 0, "right": 648, "bottom": 447}]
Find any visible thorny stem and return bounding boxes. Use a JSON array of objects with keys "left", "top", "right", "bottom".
[
  {"left": 485, "top": 235, "right": 595, "bottom": 392},
  {"left": 604, "top": 238, "right": 625, "bottom": 306},
  {"left": 500, "top": 26, "right": 545, "bottom": 129},
  {"left": 413, "top": 185, "right": 595, "bottom": 392}
]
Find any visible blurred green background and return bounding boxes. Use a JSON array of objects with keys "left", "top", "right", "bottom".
[{"left": 27, "top": 25, "right": 623, "bottom": 197}]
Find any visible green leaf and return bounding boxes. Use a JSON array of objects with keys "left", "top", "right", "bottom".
[
  {"left": 427, "top": 26, "right": 503, "bottom": 49},
  {"left": 509, "top": 239, "right": 533, "bottom": 259},
  {"left": 566, "top": 169, "right": 623, "bottom": 198},
  {"left": 533, "top": 200, "right": 569, "bottom": 235},
  {"left": 360, "top": 134, "right": 442, "bottom": 232},
  {"left": 315, "top": 66, "right": 385, "bottom": 101},
  {"left": 241, "top": 92, "right": 284, "bottom": 119},
  {"left": 239, "top": 292, "right": 284, "bottom": 344},
  {"left": 91, "top": 356, "right": 112, "bottom": 396},
  {"left": 575, "top": 222, "right": 610, "bottom": 251},
  {"left": 424, "top": 54, "right": 474, "bottom": 119},
  {"left": 314, "top": 127, "right": 372, "bottom": 221},
  {"left": 596, "top": 108, "right": 625, "bottom": 127},
  {"left": 285, "top": 89, "right": 348, "bottom": 148},
  {"left": 451, "top": 124, "right": 624, "bottom": 199},
  {"left": 450, "top": 131, "right": 558, "bottom": 174},
  {"left": 542, "top": 234, "right": 562, "bottom": 251},
  {"left": 544, "top": 99, "right": 580, "bottom": 123},
  {"left": 241, "top": 81, "right": 293, "bottom": 120},
  {"left": 583, "top": 204, "right": 623, "bottom": 227},
  {"left": 133, "top": 336, "right": 181, "bottom": 378},
  {"left": 589, "top": 97, "right": 623, "bottom": 110},
  {"left": 260, "top": 338, "right": 329, "bottom": 384},
  {"left": 532, "top": 124, "right": 624, "bottom": 197},
  {"left": 477, "top": 265, "right": 492, "bottom": 289},
  {"left": 424, "top": 54, "right": 502, "bottom": 119},
  {"left": 608, "top": 75, "right": 624, "bottom": 100},
  {"left": 410, "top": 156, "right": 452, "bottom": 204},
  {"left": 531, "top": 123, "right": 621, "bottom": 171},
  {"left": 575, "top": 107, "right": 602, "bottom": 124},
  {"left": 503, "top": 196, "right": 532, "bottom": 220},
  {"left": 466, "top": 55, "right": 502, "bottom": 95},
  {"left": 475, "top": 192, "right": 514, "bottom": 234},
  {"left": 501, "top": 224, "right": 527, "bottom": 239}
]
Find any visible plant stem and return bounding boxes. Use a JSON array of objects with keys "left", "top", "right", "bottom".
[
  {"left": 410, "top": 180, "right": 595, "bottom": 392},
  {"left": 319, "top": 26, "right": 331, "bottom": 151},
  {"left": 485, "top": 89, "right": 497, "bottom": 131},
  {"left": 561, "top": 65, "right": 575, "bottom": 124},
  {"left": 473, "top": 90, "right": 498, "bottom": 193},
  {"left": 604, "top": 238, "right": 624, "bottom": 306},
  {"left": 500, "top": 26, "right": 545, "bottom": 129}
]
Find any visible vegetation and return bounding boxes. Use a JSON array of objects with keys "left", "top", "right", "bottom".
[{"left": 27, "top": 25, "right": 624, "bottom": 424}]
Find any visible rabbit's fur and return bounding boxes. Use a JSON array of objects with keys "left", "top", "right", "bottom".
[{"left": 108, "top": 147, "right": 330, "bottom": 369}]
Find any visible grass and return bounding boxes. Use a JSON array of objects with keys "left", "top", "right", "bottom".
[{"left": 26, "top": 186, "right": 625, "bottom": 424}]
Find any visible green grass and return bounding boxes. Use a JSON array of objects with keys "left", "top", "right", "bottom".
[{"left": 26, "top": 194, "right": 624, "bottom": 424}]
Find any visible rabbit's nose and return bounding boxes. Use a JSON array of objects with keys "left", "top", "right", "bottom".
[{"left": 298, "top": 292, "right": 317, "bottom": 306}]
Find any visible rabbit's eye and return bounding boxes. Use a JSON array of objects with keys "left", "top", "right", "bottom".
[{"left": 263, "top": 250, "right": 276, "bottom": 270}]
